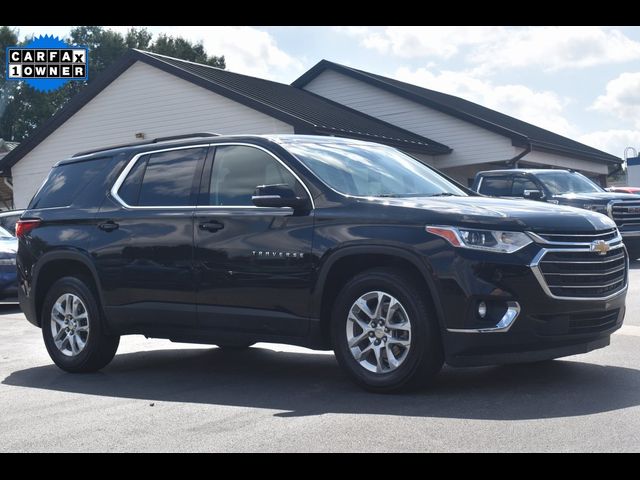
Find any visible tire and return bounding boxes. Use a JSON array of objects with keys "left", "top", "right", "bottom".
[
  {"left": 42, "top": 276, "right": 120, "bottom": 373},
  {"left": 331, "top": 268, "right": 444, "bottom": 393},
  {"left": 216, "top": 342, "right": 255, "bottom": 350}
]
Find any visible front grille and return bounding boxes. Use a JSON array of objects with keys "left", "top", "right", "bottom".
[
  {"left": 533, "top": 228, "right": 619, "bottom": 244},
  {"left": 610, "top": 200, "right": 640, "bottom": 227},
  {"left": 533, "top": 246, "right": 627, "bottom": 299},
  {"left": 569, "top": 309, "right": 620, "bottom": 334}
]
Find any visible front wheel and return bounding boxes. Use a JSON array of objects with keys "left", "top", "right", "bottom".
[
  {"left": 331, "top": 268, "right": 443, "bottom": 393},
  {"left": 42, "top": 276, "right": 120, "bottom": 373}
]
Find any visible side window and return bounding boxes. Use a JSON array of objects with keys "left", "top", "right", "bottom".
[
  {"left": 512, "top": 176, "right": 538, "bottom": 197},
  {"left": 479, "top": 176, "right": 513, "bottom": 196},
  {"left": 30, "top": 157, "right": 110, "bottom": 209},
  {"left": 208, "top": 145, "right": 304, "bottom": 206},
  {"left": 118, "top": 147, "right": 206, "bottom": 207},
  {"left": 118, "top": 155, "right": 148, "bottom": 206}
]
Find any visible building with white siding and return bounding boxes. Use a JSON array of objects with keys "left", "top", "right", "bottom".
[{"left": 0, "top": 52, "right": 621, "bottom": 208}]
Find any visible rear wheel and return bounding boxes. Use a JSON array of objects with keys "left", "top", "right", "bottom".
[
  {"left": 42, "top": 276, "right": 119, "bottom": 373},
  {"left": 331, "top": 268, "right": 443, "bottom": 393}
]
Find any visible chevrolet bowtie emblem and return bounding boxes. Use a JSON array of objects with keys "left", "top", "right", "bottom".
[{"left": 590, "top": 240, "right": 610, "bottom": 255}]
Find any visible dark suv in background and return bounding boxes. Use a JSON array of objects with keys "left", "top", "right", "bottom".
[
  {"left": 17, "top": 134, "right": 627, "bottom": 392},
  {"left": 473, "top": 169, "right": 640, "bottom": 259}
]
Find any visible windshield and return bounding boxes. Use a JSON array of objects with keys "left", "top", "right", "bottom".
[
  {"left": 285, "top": 141, "right": 466, "bottom": 197},
  {"left": 536, "top": 171, "right": 604, "bottom": 195}
]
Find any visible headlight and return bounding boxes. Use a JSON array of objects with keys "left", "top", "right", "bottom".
[
  {"left": 584, "top": 204, "right": 607, "bottom": 214},
  {"left": 426, "top": 226, "right": 533, "bottom": 253}
]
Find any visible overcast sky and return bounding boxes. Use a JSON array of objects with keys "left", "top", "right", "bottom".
[{"left": 15, "top": 26, "right": 640, "bottom": 158}]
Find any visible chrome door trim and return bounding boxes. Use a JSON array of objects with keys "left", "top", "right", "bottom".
[{"left": 110, "top": 143, "right": 315, "bottom": 210}]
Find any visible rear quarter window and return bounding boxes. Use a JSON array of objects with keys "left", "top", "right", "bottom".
[{"left": 29, "top": 157, "right": 111, "bottom": 209}]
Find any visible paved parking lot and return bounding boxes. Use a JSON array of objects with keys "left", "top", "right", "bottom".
[{"left": 2, "top": 265, "right": 640, "bottom": 452}]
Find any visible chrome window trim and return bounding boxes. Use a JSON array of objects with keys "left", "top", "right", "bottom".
[
  {"left": 110, "top": 144, "right": 208, "bottom": 210},
  {"left": 447, "top": 302, "right": 520, "bottom": 333},
  {"left": 110, "top": 143, "right": 315, "bottom": 210},
  {"left": 529, "top": 243, "right": 628, "bottom": 301},
  {"left": 527, "top": 230, "right": 623, "bottom": 246}
]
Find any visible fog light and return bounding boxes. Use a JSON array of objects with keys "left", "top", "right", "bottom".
[{"left": 478, "top": 301, "right": 487, "bottom": 319}]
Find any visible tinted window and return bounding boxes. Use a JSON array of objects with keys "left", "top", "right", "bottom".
[
  {"left": 512, "top": 177, "right": 538, "bottom": 196},
  {"left": 118, "top": 155, "right": 148, "bottom": 206},
  {"left": 208, "top": 146, "right": 303, "bottom": 206},
  {"left": 134, "top": 148, "right": 206, "bottom": 207},
  {"left": 479, "top": 176, "right": 513, "bottom": 196},
  {"left": 286, "top": 141, "right": 465, "bottom": 197},
  {"left": 534, "top": 171, "right": 603, "bottom": 195},
  {"left": 30, "top": 157, "right": 110, "bottom": 209}
]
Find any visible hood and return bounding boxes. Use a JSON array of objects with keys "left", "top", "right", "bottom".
[
  {"left": 365, "top": 195, "right": 616, "bottom": 233},
  {"left": 553, "top": 192, "right": 640, "bottom": 203}
]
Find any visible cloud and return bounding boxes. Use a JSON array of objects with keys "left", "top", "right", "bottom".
[
  {"left": 579, "top": 130, "right": 640, "bottom": 158},
  {"left": 342, "top": 26, "right": 640, "bottom": 72},
  {"left": 109, "top": 26, "right": 304, "bottom": 82},
  {"left": 470, "top": 27, "right": 640, "bottom": 73},
  {"left": 394, "top": 67, "right": 575, "bottom": 136},
  {"left": 341, "top": 26, "right": 501, "bottom": 59},
  {"left": 591, "top": 72, "right": 640, "bottom": 128}
]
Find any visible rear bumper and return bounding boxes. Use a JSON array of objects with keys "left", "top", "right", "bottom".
[{"left": 18, "top": 283, "right": 38, "bottom": 327}]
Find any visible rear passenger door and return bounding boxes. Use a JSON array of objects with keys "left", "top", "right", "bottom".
[
  {"left": 93, "top": 146, "right": 208, "bottom": 331},
  {"left": 194, "top": 144, "right": 314, "bottom": 337}
]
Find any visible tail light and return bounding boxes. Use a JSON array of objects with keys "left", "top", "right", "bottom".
[{"left": 16, "top": 219, "right": 41, "bottom": 238}]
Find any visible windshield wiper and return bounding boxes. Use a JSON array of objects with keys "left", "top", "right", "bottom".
[{"left": 428, "top": 192, "right": 460, "bottom": 197}]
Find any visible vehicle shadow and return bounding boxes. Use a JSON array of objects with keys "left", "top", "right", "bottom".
[
  {"left": 629, "top": 259, "right": 640, "bottom": 269},
  {"left": 4, "top": 346, "right": 640, "bottom": 420}
]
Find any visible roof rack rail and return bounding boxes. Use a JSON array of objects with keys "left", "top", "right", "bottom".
[
  {"left": 150, "top": 132, "right": 221, "bottom": 143},
  {"left": 72, "top": 132, "right": 222, "bottom": 157}
]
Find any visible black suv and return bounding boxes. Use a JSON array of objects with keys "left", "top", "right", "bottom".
[
  {"left": 473, "top": 169, "right": 640, "bottom": 259},
  {"left": 17, "top": 134, "right": 627, "bottom": 392}
]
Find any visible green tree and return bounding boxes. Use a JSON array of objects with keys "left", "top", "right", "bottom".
[{"left": 0, "top": 26, "right": 226, "bottom": 142}]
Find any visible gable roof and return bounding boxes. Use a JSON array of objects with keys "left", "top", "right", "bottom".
[
  {"left": 0, "top": 51, "right": 450, "bottom": 173},
  {"left": 293, "top": 60, "right": 621, "bottom": 165}
]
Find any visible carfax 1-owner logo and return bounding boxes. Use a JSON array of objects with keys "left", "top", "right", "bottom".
[{"left": 5, "top": 35, "right": 88, "bottom": 92}]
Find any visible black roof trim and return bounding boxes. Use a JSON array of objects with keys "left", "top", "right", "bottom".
[
  {"left": 0, "top": 51, "right": 451, "bottom": 172},
  {"left": 293, "top": 60, "right": 622, "bottom": 165}
]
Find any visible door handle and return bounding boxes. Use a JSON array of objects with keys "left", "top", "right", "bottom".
[
  {"left": 98, "top": 221, "right": 119, "bottom": 232},
  {"left": 199, "top": 220, "right": 224, "bottom": 232}
]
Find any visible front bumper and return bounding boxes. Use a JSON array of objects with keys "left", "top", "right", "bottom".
[{"left": 424, "top": 243, "right": 627, "bottom": 367}]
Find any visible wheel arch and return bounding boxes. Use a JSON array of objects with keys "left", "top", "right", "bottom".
[
  {"left": 32, "top": 250, "right": 105, "bottom": 328},
  {"left": 312, "top": 245, "right": 445, "bottom": 347}
]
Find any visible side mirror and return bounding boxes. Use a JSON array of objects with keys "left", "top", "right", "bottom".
[
  {"left": 252, "top": 184, "right": 310, "bottom": 209},
  {"left": 523, "top": 189, "right": 544, "bottom": 201}
]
